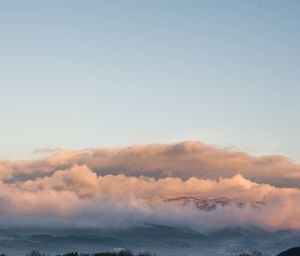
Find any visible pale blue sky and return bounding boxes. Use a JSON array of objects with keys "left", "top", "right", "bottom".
[{"left": 0, "top": 0, "right": 299, "bottom": 161}]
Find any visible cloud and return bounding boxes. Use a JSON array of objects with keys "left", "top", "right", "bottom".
[
  {"left": 33, "top": 147, "right": 62, "bottom": 154},
  {"left": 1, "top": 141, "right": 300, "bottom": 187},
  {"left": 1, "top": 141, "right": 300, "bottom": 229},
  {"left": 0, "top": 164, "right": 299, "bottom": 229}
]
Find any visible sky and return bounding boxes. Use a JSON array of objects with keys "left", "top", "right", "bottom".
[
  {"left": 0, "top": 0, "right": 300, "bottom": 161},
  {"left": 1, "top": 1, "right": 300, "bottom": 229}
]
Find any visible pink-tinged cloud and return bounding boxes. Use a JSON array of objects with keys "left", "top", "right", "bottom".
[
  {"left": 0, "top": 141, "right": 300, "bottom": 229},
  {"left": 0, "top": 165, "right": 299, "bottom": 229},
  {"left": 1, "top": 141, "right": 300, "bottom": 187}
]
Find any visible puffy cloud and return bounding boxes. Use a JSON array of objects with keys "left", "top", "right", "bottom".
[
  {"left": 0, "top": 164, "right": 299, "bottom": 229},
  {"left": 1, "top": 141, "right": 300, "bottom": 188}
]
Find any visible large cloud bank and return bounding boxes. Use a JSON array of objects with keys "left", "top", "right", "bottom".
[{"left": 1, "top": 141, "right": 300, "bottom": 230}]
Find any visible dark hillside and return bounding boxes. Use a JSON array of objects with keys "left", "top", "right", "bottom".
[{"left": 277, "top": 247, "right": 300, "bottom": 256}]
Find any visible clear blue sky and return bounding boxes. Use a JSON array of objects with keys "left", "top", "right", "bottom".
[{"left": 0, "top": 0, "right": 299, "bottom": 161}]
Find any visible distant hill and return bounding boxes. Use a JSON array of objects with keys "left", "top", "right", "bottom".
[
  {"left": 277, "top": 247, "right": 300, "bottom": 256},
  {"left": 0, "top": 225, "right": 300, "bottom": 256}
]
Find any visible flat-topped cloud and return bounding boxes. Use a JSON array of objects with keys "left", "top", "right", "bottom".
[
  {"left": 33, "top": 147, "right": 62, "bottom": 154},
  {"left": 1, "top": 141, "right": 300, "bottom": 187}
]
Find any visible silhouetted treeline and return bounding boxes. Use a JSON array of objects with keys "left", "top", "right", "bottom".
[
  {"left": 13, "top": 249, "right": 154, "bottom": 256},
  {"left": 55, "top": 249, "right": 152, "bottom": 256},
  {"left": 0, "top": 249, "right": 268, "bottom": 256}
]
